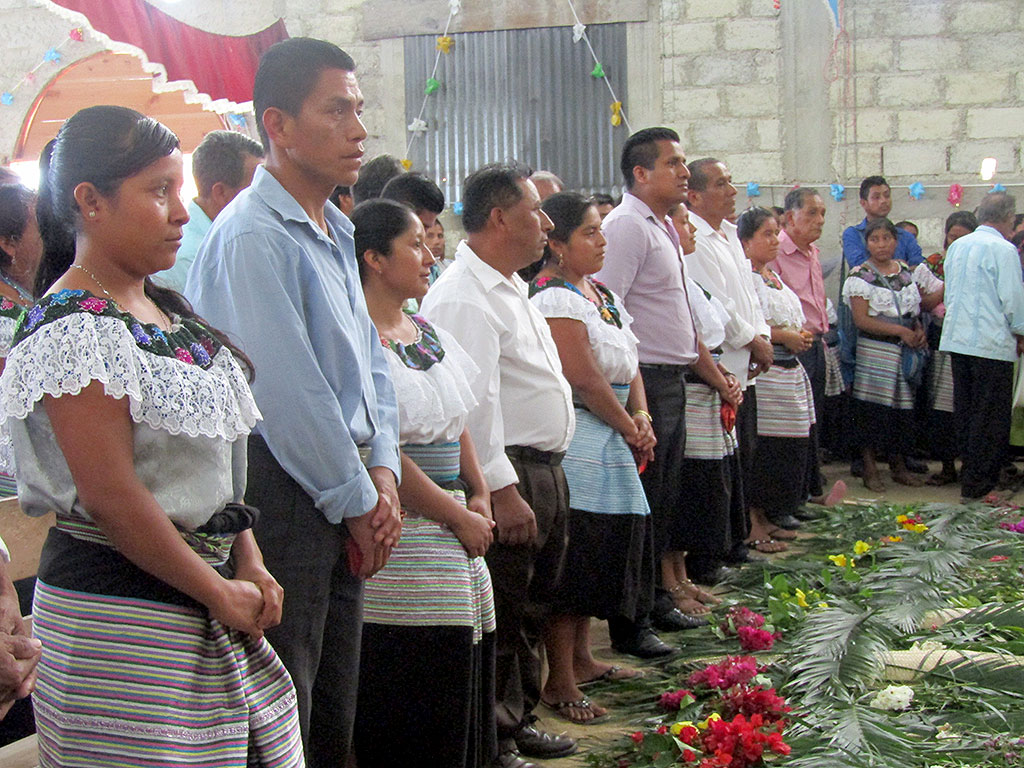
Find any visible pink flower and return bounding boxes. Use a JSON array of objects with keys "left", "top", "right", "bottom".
[
  {"left": 659, "top": 688, "right": 693, "bottom": 711},
  {"left": 80, "top": 297, "right": 107, "bottom": 313},
  {"left": 630, "top": 731, "right": 644, "bottom": 744},
  {"left": 175, "top": 347, "right": 194, "bottom": 364},
  {"left": 990, "top": 555, "right": 1010, "bottom": 562}
]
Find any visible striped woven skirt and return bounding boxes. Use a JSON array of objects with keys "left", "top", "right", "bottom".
[
  {"left": 32, "top": 527, "right": 303, "bottom": 768},
  {"left": 755, "top": 360, "right": 816, "bottom": 438},
  {"left": 823, "top": 341, "right": 844, "bottom": 397},
  {"left": 357, "top": 441, "right": 497, "bottom": 768},
  {"left": 930, "top": 349, "right": 954, "bottom": 414},
  {"left": 852, "top": 336, "right": 915, "bottom": 410},
  {"left": 683, "top": 381, "right": 737, "bottom": 460},
  {"left": 548, "top": 385, "right": 654, "bottom": 619}
]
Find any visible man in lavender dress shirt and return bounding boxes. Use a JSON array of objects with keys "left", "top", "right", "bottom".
[{"left": 596, "top": 128, "right": 735, "bottom": 655}]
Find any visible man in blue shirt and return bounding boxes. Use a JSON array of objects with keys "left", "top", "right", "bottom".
[
  {"left": 842, "top": 175, "right": 923, "bottom": 268},
  {"left": 186, "top": 39, "right": 402, "bottom": 766},
  {"left": 154, "top": 130, "right": 263, "bottom": 292},
  {"left": 939, "top": 191, "right": 1024, "bottom": 501}
]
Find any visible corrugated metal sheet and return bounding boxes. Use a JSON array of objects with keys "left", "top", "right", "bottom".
[{"left": 404, "top": 23, "right": 629, "bottom": 204}]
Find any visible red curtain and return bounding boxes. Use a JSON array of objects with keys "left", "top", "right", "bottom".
[{"left": 51, "top": 0, "right": 288, "bottom": 104}]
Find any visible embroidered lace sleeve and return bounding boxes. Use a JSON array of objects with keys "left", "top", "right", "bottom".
[{"left": 0, "top": 293, "right": 260, "bottom": 471}]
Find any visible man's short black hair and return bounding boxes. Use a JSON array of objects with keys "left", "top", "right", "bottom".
[
  {"left": 352, "top": 155, "right": 405, "bottom": 204},
  {"left": 859, "top": 175, "right": 889, "bottom": 200},
  {"left": 687, "top": 158, "right": 723, "bottom": 193},
  {"left": 191, "top": 130, "right": 264, "bottom": 197},
  {"left": 381, "top": 173, "right": 445, "bottom": 215},
  {"left": 619, "top": 127, "right": 680, "bottom": 189},
  {"left": 253, "top": 38, "right": 356, "bottom": 149},
  {"left": 461, "top": 161, "right": 533, "bottom": 233}
]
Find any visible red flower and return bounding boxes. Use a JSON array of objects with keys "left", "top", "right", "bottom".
[
  {"left": 630, "top": 731, "right": 644, "bottom": 744},
  {"left": 990, "top": 555, "right": 1010, "bottom": 562},
  {"left": 655, "top": 725, "right": 668, "bottom": 735},
  {"left": 682, "top": 748, "right": 697, "bottom": 763},
  {"left": 688, "top": 656, "right": 762, "bottom": 690},
  {"left": 678, "top": 725, "right": 698, "bottom": 745}
]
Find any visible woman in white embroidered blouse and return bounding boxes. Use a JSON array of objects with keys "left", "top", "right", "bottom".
[
  {"left": 841, "top": 217, "right": 931, "bottom": 493},
  {"left": 0, "top": 106, "right": 302, "bottom": 766}
]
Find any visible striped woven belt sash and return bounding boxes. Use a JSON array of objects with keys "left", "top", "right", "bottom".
[
  {"left": 55, "top": 512, "right": 246, "bottom": 568},
  {"left": 574, "top": 382, "right": 630, "bottom": 411},
  {"left": 402, "top": 441, "right": 461, "bottom": 484}
]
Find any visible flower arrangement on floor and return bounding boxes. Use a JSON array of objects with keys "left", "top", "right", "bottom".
[{"left": 582, "top": 500, "right": 1024, "bottom": 768}]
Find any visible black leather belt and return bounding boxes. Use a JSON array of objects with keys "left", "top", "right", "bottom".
[{"left": 505, "top": 445, "right": 565, "bottom": 466}]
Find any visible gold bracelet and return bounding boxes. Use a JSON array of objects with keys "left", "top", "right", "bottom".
[{"left": 633, "top": 409, "right": 653, "bottom": 424}]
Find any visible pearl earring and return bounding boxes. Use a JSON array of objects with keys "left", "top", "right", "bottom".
[{"left": 88, "top": 211, "right": 96, "bottom": 218}]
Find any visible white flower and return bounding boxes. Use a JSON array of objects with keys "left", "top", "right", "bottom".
[
  {"left": 407, "top": 118, "right": 428, "bottom": 133},
  {"left": 869, "top": 685, "right": 914, "bottom": 711},
  {"left": 910, "top": 639, "right": 946, "bottom": 653},
  {"left": 449, "top": 0, "right": 461, "bottom": 15},
  {"left": 572, "top": 22, "right": 586, "bottom": 42}
]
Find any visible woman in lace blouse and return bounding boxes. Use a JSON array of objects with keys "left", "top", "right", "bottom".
[
  {"left": 0, "top": 106, "right": 302, "bottom": 767},
  {"left": 527, "top": 192, "right": 657, "bottom": 724},
  {"left": 353, "top": 199, "right": 497, "bottom": 768}
]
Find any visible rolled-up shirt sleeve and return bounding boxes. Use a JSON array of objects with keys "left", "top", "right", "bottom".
[
  {"left": 422, "top": 297, "right": 518, "bottom": 491},
  {"left": 187, "top": 230, "right": 396, "bottom": 523}
]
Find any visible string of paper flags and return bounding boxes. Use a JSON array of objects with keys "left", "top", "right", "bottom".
[
  {"left": 402, "top": 0, "right": 630, "bottom": 171},
  {"left": 0, "top": 28, "right": 84, "bottom": 107},
  {"left": 745, "top": 180, "right": 1017, "bottom": 208}
]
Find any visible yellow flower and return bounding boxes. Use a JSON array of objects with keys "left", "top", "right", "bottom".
[
  {"left": 854, "top": 540, "right": 872, "bottom": 555},
  {"left": 909, "top": 523, "right": 928, "bottom": 534},
  {"left": 795, "top": 588, "right": 809, "bottom": 608},
  {"left": 817, "top": 602, "right": 829, "bottom": 608},
  {"left": 697, "top": 713, "right": 721, "bottom": 730},
  {"left": 884, "top": 535, "right": 903, "bottom": 543},
  {"left": 827, "top": 554, "right": 848, "bottom": 567},
  {"left": 671, "top": 720, "right": 695, "bottom": 735},
  {"left": 896, "top": 514, "right": 909, "bottom": 524}
]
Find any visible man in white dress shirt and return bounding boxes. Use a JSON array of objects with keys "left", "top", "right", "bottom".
[
  {"left": 421, "top": 163, "right": 577, "bottom": 768},
  {"left": 685, "top": 159, "right": 777, "bottom": 577}
]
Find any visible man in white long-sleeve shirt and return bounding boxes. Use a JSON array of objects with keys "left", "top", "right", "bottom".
[
  {"left": 685, "top": 159, "right": 779, "bottom": 570},
  {"left": 421, "top": 163, "right": 577, "bottom": 768}
]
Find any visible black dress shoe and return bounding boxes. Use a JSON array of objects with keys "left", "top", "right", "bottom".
[
  {"left": 905, "top": 456, "right": 929, "bottom": 474},
  {"left": 723, "top": 544, "right": 766, "bottom": 564},
  {"left": 689, "top": 565, "right": 734, "bottom": 586},
  {"left": 653, "top": 608, "right": 707, "bottom": 632},
  {"left": 611, "top": 627, "right": 675, "bottom": 658},
  {"left": 514, "top": 718, "right": 577, "bottom": 759},
  {"left": 493, "top": 748, "right": 543, "bottom": 768},
  {"left": 768, "top": 514, "right": 802, "bottom": 531}
]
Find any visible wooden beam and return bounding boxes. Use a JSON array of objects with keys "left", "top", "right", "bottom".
[{"left": 361, "top": 0, "right": 649, "bottom": 40}]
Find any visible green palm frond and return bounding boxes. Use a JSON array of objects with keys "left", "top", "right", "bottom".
[{"left": 945, "top": 601, "right": 1024, "bottom": 629}]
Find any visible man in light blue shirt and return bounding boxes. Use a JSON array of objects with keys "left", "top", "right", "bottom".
[
  {"left": 185, "top": 39, "right": 402, "bottom": 766},
  {"left": 842, "top": 175, "right": 923, "bottom": 268},
  {"left": 939, "top": 191, "right": 1024, "bottom": 501},
  {"left": 155, "top": 130, "right": 263, "bottom": 292}
]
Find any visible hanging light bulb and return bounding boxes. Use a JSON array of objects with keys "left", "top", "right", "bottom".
[{"left": 980, "top": 157, "right": 998, "bottom": 181}]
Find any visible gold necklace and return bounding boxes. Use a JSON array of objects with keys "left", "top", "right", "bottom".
[{"left": 71, "top": 264, "right": 171, "bottom": 329}]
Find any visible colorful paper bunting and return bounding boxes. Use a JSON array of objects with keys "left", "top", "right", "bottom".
[
  {"left": 44, "top": 47, "right": 62, "bottom": 64},
  {"left": 572, "top": 22, "right": 586, "bottom": 43},
  {"left": 746, "top": 182, "right": 761, "bottom": 197},
  {"left": 908, "top": 182, "right": 925, "bottom": 200},
  {"left": 0, "top": 93, "right": 12, "bottom": 106},
  {"left": 401, "top": 159, "right": 413, "bottom": 171},
  {"left": 69, "top": 27, "right": 84, "bottom": 42},
  {"left": 436, "top": 36, "right": 454, "bottom": 54},
  {"left": 829, "top": 183, "right": 845, "bottom": 201},
  {"left": 591, "top": 62, "right": 605, "bottom": 78},
  {"left": 407, "top": 118, "right": 428, "bottom": 133},
  {"left": 991, "top": 183, "right": 1007, "bottom": 193},
  {"left": 424, "top": 77, "right": 440, "bottom": 96},
  {"left": 453, "top": 202, "right": 464, "bottom": 215},
  {"left": 610, "top": 101, "right": 623, "bottom": 127},
  {"left": 947, "top": 183, "right": 964, "bottom": 207}
]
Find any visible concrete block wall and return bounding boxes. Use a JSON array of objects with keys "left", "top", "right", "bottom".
[{"left": 660, "top": 0, "right": 785, "bottom": 183}]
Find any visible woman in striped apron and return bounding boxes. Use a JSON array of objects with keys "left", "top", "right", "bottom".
[
  {"left": 0, "top": 106, "right": 303, "bottom": 767},
  {"left": 918, "top": 211, "right": 975, "bottom": 485},
  {"left": 739, "top": 207, "right": 816, "bottom": 552},
  {"left": 353, "top": 199, "right": 497, "bottom": 767},
  {"left": 842, "top": 217, "right": 930, "bottom": 492},
  {"left": 528, "top": 192, "right": 655, "bottom": 724}
]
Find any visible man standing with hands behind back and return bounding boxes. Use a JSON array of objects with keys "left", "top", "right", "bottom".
[{"left": 186, "top": 38, "right": 402, "bottom": 767}]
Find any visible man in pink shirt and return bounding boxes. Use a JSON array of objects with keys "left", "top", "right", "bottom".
[{"left": 770, "top": 187, "right": 828, "bottom": 500}]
